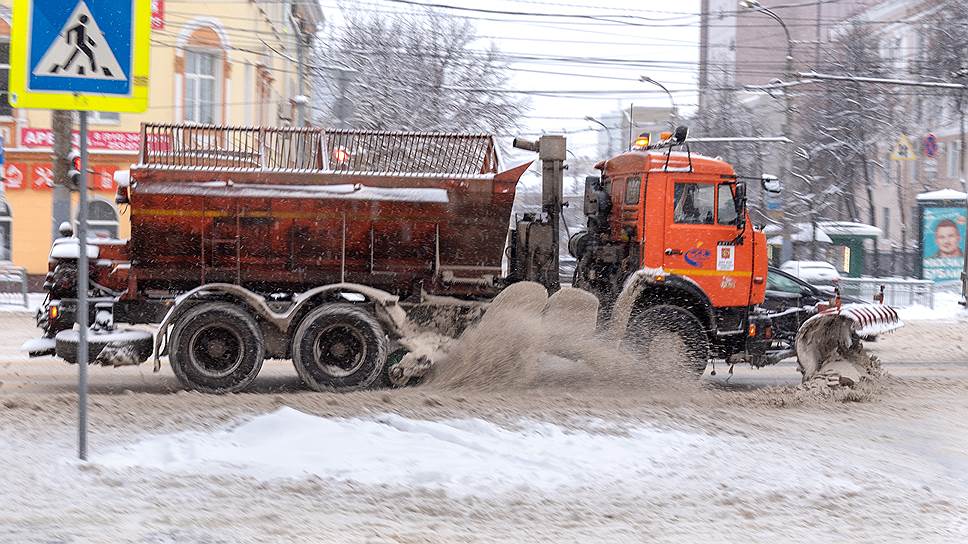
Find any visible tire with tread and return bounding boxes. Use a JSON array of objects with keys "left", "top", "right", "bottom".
[
  {"left": 291, "top": 304, "right": 387, "bottom": 391},
  {"left": 168, "top": 302, "right": 265, "bottom": 394},
  {"left": 624, "top": 304, "right": 710, "bottom": 375}
]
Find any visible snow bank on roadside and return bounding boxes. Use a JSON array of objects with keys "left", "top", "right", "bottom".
[
  {"left": 0, "top": 293, "right": 45, "bottom": 314},
  {"left": 96, "top": 407, "right": 860, "bottom": 498},
  {"left": 897, "top": 291, "right": 968, "bottom": 321}
]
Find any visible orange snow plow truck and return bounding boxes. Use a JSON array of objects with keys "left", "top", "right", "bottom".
[{"left": 26, "top": 123, "right": 901, "bottom": 392}]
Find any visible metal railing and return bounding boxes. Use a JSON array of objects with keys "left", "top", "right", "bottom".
[
  {"left": 139, "top": 123, "right": 498, "bottom": 176},
  {"left": 141, "top": 124, "right": 325, "bottom": 170},
  {"left": 839, "top": 277, "right": 935, "bottom": 308},
  {"left": 326, "top": 129, "right": 496, "bottom": 175},
  {"left": 0, "top": 261, "right": 29, "bottom": 307}
]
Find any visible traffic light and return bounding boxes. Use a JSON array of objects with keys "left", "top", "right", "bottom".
[{"left": 67, "top": 151, "right": 82, "bottom": 191}]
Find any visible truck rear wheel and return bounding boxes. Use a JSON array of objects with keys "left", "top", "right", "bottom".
[
  {"left": 291, "top": 304, "right": 388, "bottom": 391},
  {"left": 168, "top": 302, "right": 265, "bottom": 394},
  {"left": 624, "top": 304, "right": 709, "bottom": 375}
]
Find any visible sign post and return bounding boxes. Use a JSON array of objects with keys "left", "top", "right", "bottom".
[
  {"left": 891, "top": 134, "right": 918, "bottom": 276},
  {"left": 8, "top": 0, "right": 151, "bottom": 460}
]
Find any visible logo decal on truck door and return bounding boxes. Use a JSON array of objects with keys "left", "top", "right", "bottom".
[
  {"left": 684, "top": 248, "right": 711, "bottom": 267},
  {"left": 716, "top": 245, "right": 735, "bottom": 271}
]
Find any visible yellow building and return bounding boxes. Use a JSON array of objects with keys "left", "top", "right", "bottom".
[{"left": 0, "top": 0, "right": 323, "bottom": 280}]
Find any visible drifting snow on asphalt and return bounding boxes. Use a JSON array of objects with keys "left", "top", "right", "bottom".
[{"left": 98, "top": 407, "right": 867, "bottom": 499}]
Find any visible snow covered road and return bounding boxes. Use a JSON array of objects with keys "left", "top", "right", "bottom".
[{"left": 2, "top": 311, "right": 968, "bottom": 542}]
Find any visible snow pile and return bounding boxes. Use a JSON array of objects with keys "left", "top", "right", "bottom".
[
  {"left": 897, "top": 291, "right": 968, "bottom": 321},
  {"left": 0, "top": 293, "right": 45, "bottom": 314},
  {"left": 96, "top": 407, "right": 863, "bottom": 498}
]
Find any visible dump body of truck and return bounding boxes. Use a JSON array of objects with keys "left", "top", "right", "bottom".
[{"left": 72, "top": 124, "right": 529, "bottom": 306}]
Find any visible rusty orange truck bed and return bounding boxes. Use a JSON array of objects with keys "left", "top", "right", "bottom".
[{"left": 96, "top": 124, "right": 529, "bottom": 302}]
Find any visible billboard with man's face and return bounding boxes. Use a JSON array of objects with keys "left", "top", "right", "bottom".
[{"left": 921, "top": 207, "right": 967, "bottom": 284}]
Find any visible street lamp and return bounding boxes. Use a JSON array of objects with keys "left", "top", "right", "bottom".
[
  {"left": 584, "top": 115, "right": 613, "bottom": 157},
  {"left": 740, "top": 0, "right": 795, "bottom": 263},
  {"left": 639, "top": 76, "right": 677, "bottom": 129}
]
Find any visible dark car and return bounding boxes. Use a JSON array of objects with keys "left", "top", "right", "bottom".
[{"left": 763, "top": 266, "right": 866, "bottom": 343}]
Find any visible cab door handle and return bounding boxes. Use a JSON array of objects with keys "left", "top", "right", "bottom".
[{"left": 664, "top": 248, "right": 682, "bottom": 255}]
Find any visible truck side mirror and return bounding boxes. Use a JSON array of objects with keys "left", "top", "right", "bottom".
[{"left": 761, "top": 175, "right": 781, "bottom": 194}]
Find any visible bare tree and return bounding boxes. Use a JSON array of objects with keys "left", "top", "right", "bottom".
[
  {"left": 793, "top": 22, "right": 901, "bottom": 264},
  {"left": 313, "top": 9, "right": 527, "bottom": 134}
]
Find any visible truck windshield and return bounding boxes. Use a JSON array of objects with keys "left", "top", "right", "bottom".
[{"left": 673, "top": 183, "right": 714, "bottom": 224}]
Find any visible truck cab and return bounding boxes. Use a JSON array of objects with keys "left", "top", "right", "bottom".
[{"left": 572, "top": 132, "right": 769, "bottom": 368}]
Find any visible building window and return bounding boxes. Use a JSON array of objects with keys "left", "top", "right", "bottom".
[
  {"left": 184, "top": 50, "right": 219, "bottom": 124},
  {"left": 948, "top": 141, "right": 962, "bottom": 177},
  {"left": 0, "top": 199, "right": 11, "bottom": 262},
  {"left": 74, "top": 111, "right": 120, "bottom": 124},
  {"left": 0, "top": 40, "right": 12, "bottom": 117},
  {"left": 77, "top": 199, "right": 120, "bottom": 239},
  {"left": 883, "top": 207, "right": 890, "bottom": 238},
  {"left": 90, "top": 111, "right": 121, "bottom": 124}
]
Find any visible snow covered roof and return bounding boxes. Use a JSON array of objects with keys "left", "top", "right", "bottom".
[
  {"left": 917, "top": 189, "right": 967, "bottom": 202},
  {"left": 764, "top": 221, "right": 879, "bottom": 241},
  {"left": 817, "top": 221, "right": 882, "bottom": 237},
  {"left": 765, "top": 223, "right": 833, "bottom": 244}
]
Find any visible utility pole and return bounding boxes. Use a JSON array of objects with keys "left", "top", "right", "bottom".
[
  {"left": 51, "top": 110, "right": 73, "bottom": 241},
  {"left": 741, "top": 0, "right": 795, "bottom": 263},
  {"left": 956, "top": 69, "right": 968, "bottom": 297},
  {"left": 896, "top": 160, "right": 907, "bottom": 276}
]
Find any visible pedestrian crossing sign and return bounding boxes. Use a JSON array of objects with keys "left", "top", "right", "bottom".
[
  {"left": 7, "top": 0, "right": 151, "bottom": 112},
  {"left": 890, "top": 134, "right": 918, "bottom": 161}
]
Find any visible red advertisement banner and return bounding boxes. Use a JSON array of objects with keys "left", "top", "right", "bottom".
[{"left": 152, "top": 0, "right": 165, "bottom": 30}]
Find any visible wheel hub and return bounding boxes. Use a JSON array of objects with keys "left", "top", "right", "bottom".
[
  {"left": 312, "top": 325, "right": 367, "bottom": 377},
  {"left": 189, "top": 325, "right": 244, "bottom": 378}
]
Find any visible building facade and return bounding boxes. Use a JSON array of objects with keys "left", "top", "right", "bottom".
[
  {"left": 698, "top": 0, "right": 968, "bottom": 277},
  {"left": 0, "top": 0, "right": 322, "bottom": 278}
]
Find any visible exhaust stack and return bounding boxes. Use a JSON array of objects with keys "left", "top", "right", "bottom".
[{"left": 509, "top": 135, "right": 566, "bottom": 291}]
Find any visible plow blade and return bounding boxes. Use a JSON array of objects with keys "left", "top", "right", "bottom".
[
  {"left": 831, "top": 303, "right": 902, "bottom": 338},
  {"left": 795, "top": 303, "right": 902, "bottom": 384}
]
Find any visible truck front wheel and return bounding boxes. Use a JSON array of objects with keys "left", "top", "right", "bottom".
[
  {"left": 624, "top": 304, "right": 709, "bottom": 375},
  {"left": 291, "top": 304, "right": 388, "bottom": 391},
  {"left": 169, "top": 302, "right": 265, "bottom": 394}
]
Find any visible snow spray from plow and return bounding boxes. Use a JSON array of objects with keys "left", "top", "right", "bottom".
[
  {"left": 391, "top": 282, "right": 903, "bottom": 391},
  {"left": 390, "top": 282, "right": 696, "bottom": 392}
]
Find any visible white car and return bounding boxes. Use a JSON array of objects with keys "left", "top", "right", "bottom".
[{"left": 779, "top": 260, "right": 842, "bottom": 287}]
